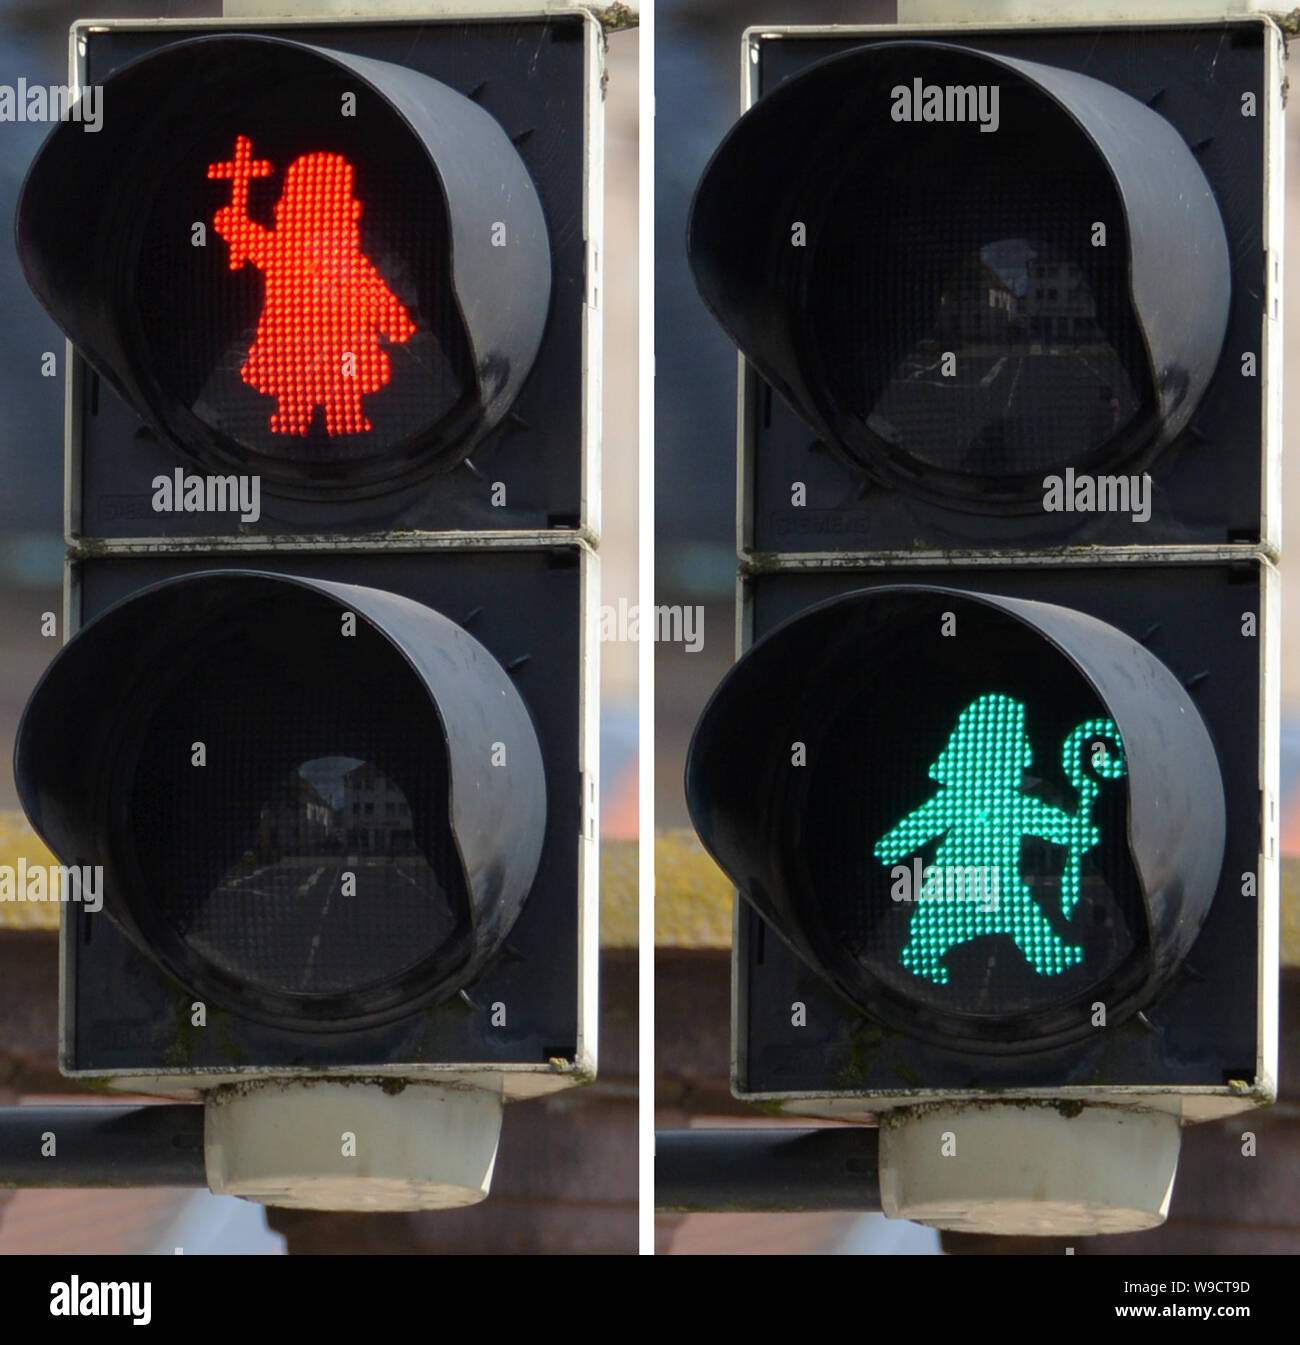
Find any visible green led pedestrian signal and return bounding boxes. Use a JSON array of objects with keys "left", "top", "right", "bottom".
[{"left": 874, "top": 694, "right": 1126, "bottom": 985}]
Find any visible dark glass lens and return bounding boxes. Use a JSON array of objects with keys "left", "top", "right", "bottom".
[
  {"left": 121, "top": 590, "right": 467, "bottom": 1024},
  {"left": 801, "top": 74, "right": 1152, "bottom": 494},
  {"left": 179, "top": 758, "right": 455, "bottom": 997}
]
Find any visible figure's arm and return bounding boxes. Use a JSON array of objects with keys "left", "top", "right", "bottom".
[
  {"left": 213, "top": 207, "right": 270, "bottom": 267},
  {"left": 353, "top": 261, "right": 416, "bottom": 344},
  {"left": 377, "top": 286, "right": 416, "bottom": 344},
  {"left": 874, "top": 791, "right": 952, "bottom": 865},
  {"left": 1020, "top": 796, "right": 1091, "bottom": 849}
]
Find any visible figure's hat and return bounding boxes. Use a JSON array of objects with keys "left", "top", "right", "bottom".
[
  {"left": 931, "top": 693, "right": 1031, "bottom": 785},
  {"left": 276, "top": 152, "right": 358, "bottom": 229}
]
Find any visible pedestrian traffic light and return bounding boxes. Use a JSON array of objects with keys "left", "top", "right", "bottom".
[
  {"left": 683, "top": 14, "right": 1280, "bottom": 1232},
  {"left": 19, "top": 32, "right": 554, "bottom": 505},
  {"left": 690, "top": 21, "right": 1276, "bottom": 553},
  {"left": 18, "top": 571, "right": 548, "bottom": 1031},
  {"left": 12, "top": 11, "right": 605, "bottom": 1210},
  {"left": 20, "top": 15, "right": 598, "bottom": 536},
  {"left": 690, "top": 575, "right": 1240, "bottom": 1058}
]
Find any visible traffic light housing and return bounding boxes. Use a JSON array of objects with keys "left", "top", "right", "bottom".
[
  {"left": 690, "top": 21, "right": 1278, "bottom": 553},
  {"left": 690, "top": 580, "right": 1230, "bottom": 1057},
  {"left": 18, "top": 570, "right": 549, "bottom": 1033},
  {"left": 13, "top": 12, "right": 604, "bottom": 1210},
  {"left": 684, "top": 15, "right": 1280, "bottom": 1229},
  {"left": 690, "top": 560, "right": 1267, "bottom": 1091},
  {"left": 19, "top": 34, "right": 552, "bottom": 501},
  {"left": 25, "top": 15, "right": 600, "bottom": 537}
]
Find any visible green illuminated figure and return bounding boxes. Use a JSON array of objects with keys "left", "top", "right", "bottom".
[{"left": 874, "top": 693, "right": 1124, "bottom": 985}]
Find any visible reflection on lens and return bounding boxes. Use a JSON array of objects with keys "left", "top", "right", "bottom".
[
  {"left": 186, "top": 759, "right": 457, "bottom": 998},
  {"left": 802, "top": 65, "right": 1154, "bottom": 496},
  {"left": 120, "top": 589, "right": 470, "bottom": 1026},
  {"left": 864, "top": 238, "right": 1142, "bottom": 476}
]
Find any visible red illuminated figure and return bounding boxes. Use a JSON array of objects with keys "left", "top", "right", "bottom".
[{"left": 208, "top": 135, "right": 416, "bottom": 436}]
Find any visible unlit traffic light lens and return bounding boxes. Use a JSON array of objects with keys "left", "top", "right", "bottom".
[
  {"left": 689, "top": 40, "right": 1230, "bottom": 512},
  {"left": 15, "top": 572, "right": 549, "bottom": 1032},
  {"left": 806, "top": 131, "right": 1150, "bottom": 485},
  {"left": 122, "top": 593, "right": 465, "bottom": 1024}
]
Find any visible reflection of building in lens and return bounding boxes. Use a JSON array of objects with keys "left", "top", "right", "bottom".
[
  {"left": 936, "top": 255, "right": 1018, "bottom": 349},
  {"left": 1022, "top": 257, "right": 1099, "bottom": 346},
  {"left": 257, "top": 773, "right": 334, "bottom": 859},
  {"left": 343, "top": 761, "right": 417, "bottom": 855},
  {"left": 936, "top": 244, "right": 1103, "bottom": 354},
  {"left": 872, "top": 234, "right": 1141, "bottom": 477}
]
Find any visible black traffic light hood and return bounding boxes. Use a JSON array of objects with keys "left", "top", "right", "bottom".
[
  {"left": 686, "top": 585, "right": 1226, "bottom": 1051},
  {"left": 689, "top": 40, "right": 1231, "bottom": 498},
  {"left": 15, "top": 33, "right": 551, "bottom": 488},
  {"left": 14, "top": 571, "right": 548, "bottom": 1029}
]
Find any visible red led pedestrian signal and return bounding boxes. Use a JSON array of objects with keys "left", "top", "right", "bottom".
[
  {"left": 16, "top": 33, "right": 556, "bottom": 498},
  {"left": 208, "top": 136, "right": 418, "bottom": 438}
]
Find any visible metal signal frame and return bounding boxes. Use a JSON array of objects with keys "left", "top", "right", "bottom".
[
  {"left": 724, "top": 16, "right": 1283, "bottom": 1126},
  {"left": 45, "top": 11, "right": 605, "bottom": 1105}
]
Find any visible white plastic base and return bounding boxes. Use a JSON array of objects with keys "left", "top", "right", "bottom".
[
  {"left": 205, "top": 1078, "right": 504, "bottom": 1212},
  {"left": 878, "top": 1101, "right": 1181, "bottom": 1235}
]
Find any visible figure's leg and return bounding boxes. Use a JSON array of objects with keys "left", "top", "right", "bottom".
[
  {"left": 270, "top": 389, "right": 312, "bottom": 436},
  {"left": 1004, "top": 889, "right": 1083, "bottom": 976},
  {"left": 900, "top": 937, "right": 949, "bottom": 985},
  {"left": 900, "top": 898, "right": 958, "bottom": 985},
  {"left": 250, "top": 344, "right": 314, "bottom": 435},
  {"left": 322, "top": 381, "right": 371, "bottom": 435}
]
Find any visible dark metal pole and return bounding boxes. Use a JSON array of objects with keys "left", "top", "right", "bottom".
[
  {"left": 0, "top": 1105, "right": 206, "bottom": 1188},
  {"left": 655, "top": 1127, "right": 882, "bottom": 1212}
]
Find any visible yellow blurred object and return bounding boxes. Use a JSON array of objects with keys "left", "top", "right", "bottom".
[
  {"left": 653, "top": 827, "right": 732, "bottom": 950},
  {"left": 0, "top": 810, "right": 59, "bottom": 930},
  {"left": 600, "top": 838, "right": 638, "bottom": 949},
  {"left": 1282, "top": 858, "right": 1300, "bottom": 970}
]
